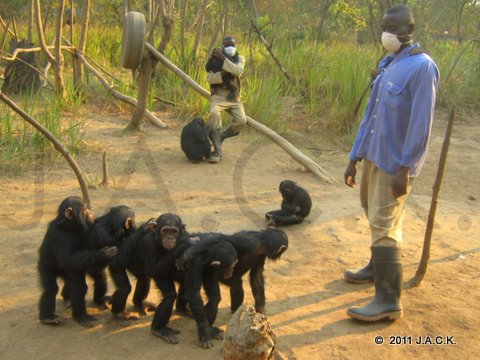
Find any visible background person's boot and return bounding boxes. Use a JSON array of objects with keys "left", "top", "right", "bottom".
[
  {"left": 347, "top": 246, "right": 403, "bottom": 321},
  {"left": 220, "top": 126, "right": 239, "bottom": 142},
  {"left": 208, "top": 129, "right": 222, "bottom": 163},
  {"left": 344, "top": 257, "right": 374, "bottom": 284}
]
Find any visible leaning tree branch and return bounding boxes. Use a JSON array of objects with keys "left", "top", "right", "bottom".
[
  {"left": 145, "top": 42, "right": 335, "bottom": 183},
  {"left": 62, "top": 38, "right": 166, "bottom": 129},
  {"left": 0, "top": 91, "right": 92, "bottom": 208},
  {"left": 405, "top": 107, "right": 456, "bottom": 289},
  {"left": 250, "top": 20, "right": 295, "bottom": 87}
]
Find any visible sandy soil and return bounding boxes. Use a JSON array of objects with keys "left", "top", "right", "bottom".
[{"left": 0, "top": 108, "right": 478, "bottom": 360}]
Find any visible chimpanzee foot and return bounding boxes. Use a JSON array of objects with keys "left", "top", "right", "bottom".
[
  {"left": 40, "top": 314, "right": 66, "bottom": 325},
  {"left": 133, "top": 301, "right": 156, "bottom": 316},
  {"left": 75, "top": 314, "right": 99, "bottom": 328},
  {"left": 211, "top": 326, "right": 224, "bottom": 340},
  {"left": 151, "top": 327, "right": 180, "bottom": 344},
  {"left": 114, "top": 312, "right": 139, "bottom": 327}
]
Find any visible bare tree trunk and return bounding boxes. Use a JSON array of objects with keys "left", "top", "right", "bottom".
[
  {"left": 191, "top": 0, "right": 209, "bottom": 60},
  {"left": 122, "top": 0, "right": 131, "bottom": 17},
  {"left": 73, "top": 0, "right": 90, "bottom": 93},
  {"left": 207, "top": 0, "right": 228, "bottom": 55},
  {"left": 28, "top": 0, "right": 35, "bottom": 42},
  {"left": 0, "top": 91, "right": 92, "bottom": 208},
  {"left": 54, "top": 0, "right": 67, "bottom": 98},
  {"left": 126, "top": 0, "right": 173, "bottom": 131},
  {"left": 180, "top": 0, "right": 188, "bottom": 60},
  {"left": 366, "top": 0, "right": 379, "bottom": 44},
  {"left": 316, "top": 0, "right": 335, "bottom": 42},
  {"left": 34, "top": 0, "right": 66, "bottom": 98}
]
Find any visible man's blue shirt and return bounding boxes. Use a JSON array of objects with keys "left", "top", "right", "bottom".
[{"left": 349, "top": 44, "right": 440, "bottom": 177}]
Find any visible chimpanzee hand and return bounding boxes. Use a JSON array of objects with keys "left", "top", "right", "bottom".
[
  {"left": 212, "top": 47, "right": 225, "bottom": 60},
  {"left": 101, "top": 246, "right": 118, "bottom": 259},
  {"left": 175, "top": 251, "right": 194, "bottom": 271}
]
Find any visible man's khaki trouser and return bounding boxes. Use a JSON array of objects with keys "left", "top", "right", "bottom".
[
  {"left": 209, "top": 94, "right": 247, "bottom": 131},
  {"left": 360, "top": 160, "right": 412, "bottom": 248}
]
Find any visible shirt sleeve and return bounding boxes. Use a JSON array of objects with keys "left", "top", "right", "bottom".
[
  {"left": 349, "top": 115, "right": 368, "bottom": 161},
  {"left": 400, "top": 59, "right": 439, "bottom": 170},
  {"left": 207, "top": 71, "right": 223, "bottom": 84},
  {"left": 222, "top": 55, "right": 245, "bottom": 76}
]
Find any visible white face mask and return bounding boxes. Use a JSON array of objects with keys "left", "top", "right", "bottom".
[
  {"left": 224, "top": 46, "right": 236, "bottom": 57},
  {"left": 381, "top": 32, "right": 403, "bottom": 53}
]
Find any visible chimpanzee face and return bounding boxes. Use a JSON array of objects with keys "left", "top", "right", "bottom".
[
  {"left": 160, "top": 226, "right": 180, "bottom": 250},
  {"left": 83, "top": 206, "right": 94, "bottom": 225}
]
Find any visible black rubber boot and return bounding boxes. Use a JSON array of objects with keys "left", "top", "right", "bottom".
[
  {"left": 220, "top": 126, "right": 239, "bottom": 142},
  {"left": 208, "top": 129, "right": 222, "bottom": 163},
  {"left": 344, "top": 257, "right": 373, "bottom": 284},
  {"left": 347, "top": 246, "right": 403, "bottom": 321}
]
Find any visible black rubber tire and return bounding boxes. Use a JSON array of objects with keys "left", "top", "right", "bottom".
[{"left": 120, "top": 11, "right": 146, "bottom": 70}]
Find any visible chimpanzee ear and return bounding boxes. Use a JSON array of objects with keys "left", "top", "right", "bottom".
[
  {"left": 277, "top": 245, "right": 287, "bottom": 255},
  {"left": 64, "top": 207, "right": 75, "bottom": 220},
  {"left": 147, "top": 222, "right": 157, "bottom": 232},
  {"left": 125, "top": 218, "right": 133, "bottom": 230},
  {"left": 210, "top": 260, "right": 221, "bottom": 267}
]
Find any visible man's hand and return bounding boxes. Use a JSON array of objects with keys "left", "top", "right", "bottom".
[
  {"left": 344, "top": 159, "right": 358, "bottom": 187},
  {"left": 212, "top": 48, "right": 225, "bottom": 60},
  {"left": 391, "top": 167, "right": 410, "bottom": 198}
]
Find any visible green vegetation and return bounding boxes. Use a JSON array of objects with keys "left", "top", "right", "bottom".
[{"left": 1, "top": 0, "right": 479, "bottom": 171}]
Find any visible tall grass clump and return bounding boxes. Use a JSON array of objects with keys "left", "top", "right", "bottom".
[{"left": 0, "top": 93, "right": 86, "bottom": 173}]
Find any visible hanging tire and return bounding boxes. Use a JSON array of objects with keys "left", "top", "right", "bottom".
[{"left": 120, "top": 11, "right": 146, "bottom": 70}]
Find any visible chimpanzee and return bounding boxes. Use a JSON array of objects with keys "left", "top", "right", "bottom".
[
  {"left": 180, "top": 237, "right": 238, "bottom": 349},
  {"left": 38, "top": 196, "right": 118, "bottom": 327},
  {"left": 108, "top": 213, "right": 191, "bottom": 328},
  {"left": 148, "top": 213, "right": 196, "bottom": 343},
  {"left": 206, "top": 49, "right": 239, "bottom": 102},
  {"left": 62, "top": 206, "right": 136, "bottom": 309},
  {"left": 180, "top": 118, "right": 211, "bottom": 163},
  {"left": 177, "top": 228, "right": 288, "bottom": 315},
  {"left": 265, "top": 180, "right": 312, "bottom": 226}
]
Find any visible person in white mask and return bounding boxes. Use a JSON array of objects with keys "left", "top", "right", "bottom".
[
  {"left": 205, "top": 36, "right": 247, "bottom": 163},
  {"left": 343, "top": 4, "right": 439, "bottom": 322}
]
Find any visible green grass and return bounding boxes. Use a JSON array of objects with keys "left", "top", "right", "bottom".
[{"left": 1, "top": 26, "right": 478, "bottom": 173}]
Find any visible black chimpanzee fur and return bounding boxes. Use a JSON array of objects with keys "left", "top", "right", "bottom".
[
  {"left": 38, "top": 196, "right": 117, "bottom": 327},
  {"left": 265, "top": 180, "right": 312, "bottom": 226},
  {"left": 180, "top": 118, "right": 211, "bottom": 162}
]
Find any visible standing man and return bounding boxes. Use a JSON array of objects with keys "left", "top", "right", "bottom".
[
  {"left": 343, "top": 5, "right": 439, "bottom": 321},
  {"left": 206, "top": 36, "right": 247, "bottom": 163}
]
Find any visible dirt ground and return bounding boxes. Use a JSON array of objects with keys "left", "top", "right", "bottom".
[{"left": 0, "top": 108, "right": 478, "bottom": 360}]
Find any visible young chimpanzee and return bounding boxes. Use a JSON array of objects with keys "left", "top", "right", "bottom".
[
  {"left": 206, "top": 48, "right": 240, "bottom": 102},
  {"left": 148, "top": 213, "right": 195, "bottom": 343},
  {"left": 180, "top": 237, "right": 238, "bottom": 349},
  {"left": 177, "top": 228, "right": 288, "bottom": 315},
  {"left": 265, "top": 180, "right": 312, "bottom": 226},
  {"left": 108, "top": 213, "right": 191, "bottom": 328},
  {"left": 62, "top": 206, "right": 136, "bottom": 309},
  {"left": 108, "top": 219, "right": 157, "bottom": 326},
  {"left": 180, "top": 117, "right": 211, "bottom": 163},
  {"left": 38, "top": 196, "right": 118, "bottom": 327}
]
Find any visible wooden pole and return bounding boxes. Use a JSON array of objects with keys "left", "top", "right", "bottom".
[{"left": 405, "top": 107, "right": 456, "bottom": 288}]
